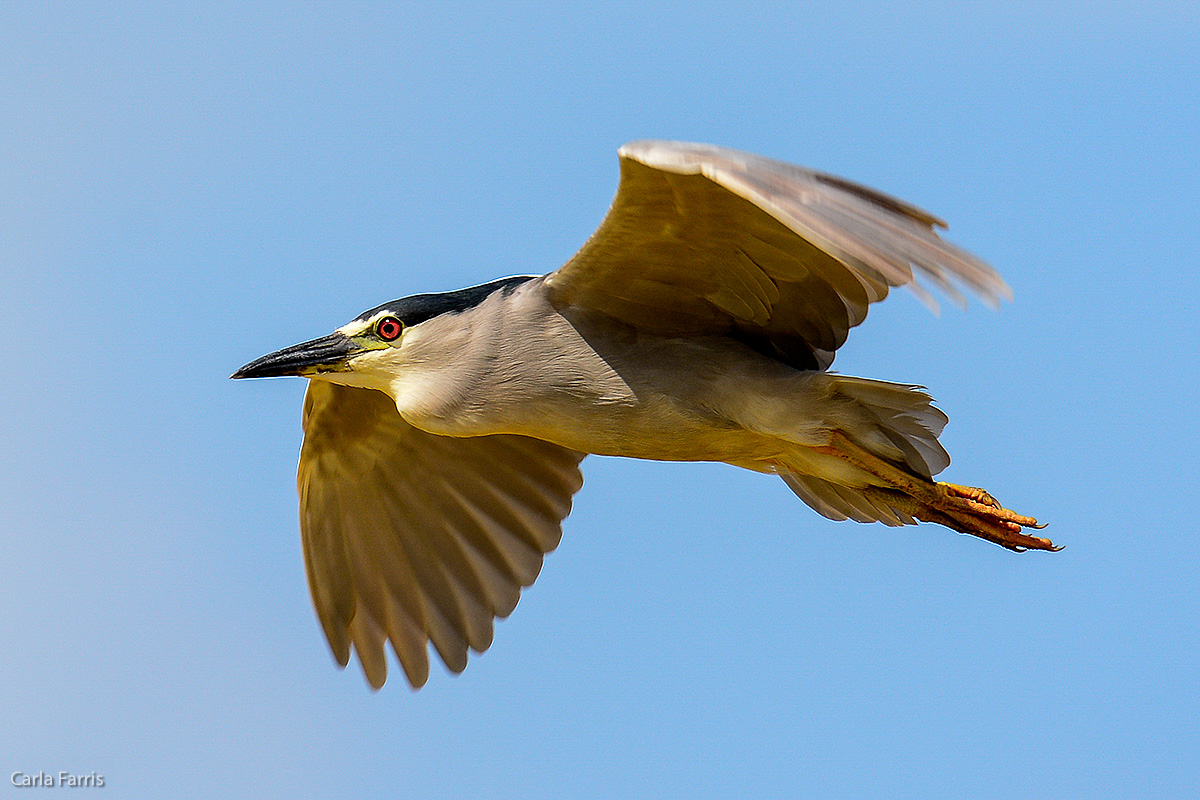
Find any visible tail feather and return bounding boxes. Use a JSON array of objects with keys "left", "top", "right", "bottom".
[
  {"left": 825, "top": 375, "right": 950, "bottom": 479},
  {"left": 782, "top": 472, "right": 917, "bottom": 527},
  {"left": 779, "top": 374, "right": 949, "bottom": 526},
  {"left": 759, "top": 375, "right": 1053, "bottom": 551}
]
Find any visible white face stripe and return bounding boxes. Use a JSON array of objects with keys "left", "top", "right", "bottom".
[{"left": 337, "top": 312, "right": 395, "bottom": 339}]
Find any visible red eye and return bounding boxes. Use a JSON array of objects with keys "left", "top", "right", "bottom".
[{"left": 376, "top": 316, "right": 403, "bottom": 341}]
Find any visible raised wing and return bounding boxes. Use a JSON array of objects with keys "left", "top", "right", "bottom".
[
  {"left": 546, "top": 140, "right": 1008, "bottom": 370},
  {"left": 298, "top": 381, "right": 585, "bottom": 688}
]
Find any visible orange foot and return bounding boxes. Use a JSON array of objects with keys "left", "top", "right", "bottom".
[
  {"left": 817, "top": 433, "right": 1059, "bottom": 553},
  {"left": 925, "top": 482, "right": 1058, "bottom": 552}
]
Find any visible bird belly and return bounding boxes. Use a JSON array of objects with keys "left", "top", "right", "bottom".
[{"left": 397, "top": 337, "right": 821, "bottom": 469}]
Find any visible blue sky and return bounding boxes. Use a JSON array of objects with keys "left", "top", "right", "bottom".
[{"left": 2, "top": 2, "right": 1198, "bottom": 798}]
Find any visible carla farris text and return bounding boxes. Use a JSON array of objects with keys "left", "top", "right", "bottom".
[{"left": 11, "top": 771, "right": 104, "bottom": 788}]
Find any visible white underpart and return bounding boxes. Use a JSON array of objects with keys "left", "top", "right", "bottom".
[{"left": 316, "top": 278, "right": 949, "bottom": 507}]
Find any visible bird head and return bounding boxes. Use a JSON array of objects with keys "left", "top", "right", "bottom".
[
  {"left": 231, "top": 275, "right": 535, "bottom": 390},
  {"left": 230, "top": 309, "right": 408, "bottom": 391}
]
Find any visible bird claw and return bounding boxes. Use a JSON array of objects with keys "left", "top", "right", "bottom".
[
  {"left": 935, "top": 482, "right": 1057, "bottom": 552},
  {"left": 818, "top": 434, "right": 1058, "bottom": 553},
  {"left": 939, "top": 482, "right": 1000, "bottom": 508}
]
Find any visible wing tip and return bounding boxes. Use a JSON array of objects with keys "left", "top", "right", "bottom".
[{"left": 618, "top": 139, "right": 723, "bottom": 175}]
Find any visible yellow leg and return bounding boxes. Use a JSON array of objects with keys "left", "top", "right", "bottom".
[{"left": 817, "top": 433, "right": 1059, "bottom": 553}]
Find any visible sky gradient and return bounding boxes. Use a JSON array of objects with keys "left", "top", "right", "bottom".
[{"left": 3, "top": 3, "right": 1198, "bottom": 798}]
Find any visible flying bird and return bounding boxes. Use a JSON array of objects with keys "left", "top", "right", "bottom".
[{"left": 233, "top": 141, "right": 1056, "bottom": 689}]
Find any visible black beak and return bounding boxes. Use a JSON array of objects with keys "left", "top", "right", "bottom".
[{"left": 231, "top": 332, "right": 358, "bottom": 379}]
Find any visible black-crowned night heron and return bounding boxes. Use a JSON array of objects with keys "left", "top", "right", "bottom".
[{"left": 234, "top": 141, "right": 1056, "bottom": 689}]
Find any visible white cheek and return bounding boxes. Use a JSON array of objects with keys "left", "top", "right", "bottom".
[{"left": 310, "top": 346, "right": 401, "bottom": 392}]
